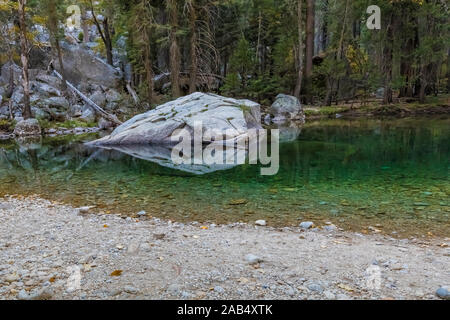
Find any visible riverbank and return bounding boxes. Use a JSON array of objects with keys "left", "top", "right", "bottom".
[
  {"left": 0, "top": 196, "right": 448, "bottom": 300},
  {"left": 303, "top": 94, "right": 450, "bottom": 119}
]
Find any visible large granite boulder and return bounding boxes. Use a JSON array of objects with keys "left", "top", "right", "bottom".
[
  {"left": 269, "top": 94, "right": 304, "bottom": 123},
  {"left": 13, "top": 119, "right": 41, "bottom": 137},
  {"left": 53, "top": 43, "right": 122, "bottom": 89},
  {"left": 89, "top": 92, "right": 261, "bottom": 146}
]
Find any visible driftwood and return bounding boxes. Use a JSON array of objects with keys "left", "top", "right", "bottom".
[
  {"left": 52, "top": 70, "right": 122, "bottom": 125},
  {"left": 126, "top": 82, "right": 139, "bottom": 105}
]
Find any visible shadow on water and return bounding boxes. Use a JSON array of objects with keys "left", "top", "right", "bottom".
[{"left": 0, "top": 116, "right": 448, "bottom": 237}]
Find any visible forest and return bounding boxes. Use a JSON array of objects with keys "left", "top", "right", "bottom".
[{"left": 0, "top": 0, "right": 449, "bottom": 117}]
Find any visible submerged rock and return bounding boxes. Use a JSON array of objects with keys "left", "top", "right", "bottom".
[
  {"left": 13, "top": 119, "right": 41, "bottom": 137},
  {"left": 89, "top": 92, "right": 261, "bottom": 146}
]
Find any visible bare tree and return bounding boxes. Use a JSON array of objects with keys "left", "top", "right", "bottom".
[{"left": 90, "top": 0, "right": 114, "bottom": 66}]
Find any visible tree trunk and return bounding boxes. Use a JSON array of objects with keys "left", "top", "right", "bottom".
[
  {"left": 143, "top": 29, "right": 154, "bottom": 104},
  {"left": 18, "top": 0, "right": 31, "bottom": 120},
  {"left": 82, "top": 9, "right": 90, "bottom": 43},
  {"left": 447, "top": 48, "right": 450, "bottom": 93},
  {"left": 103, "top": 18, "right": 113, "bottom": 66},
  {"left": 320, "top": 0, "right": 328, "bottom": 52},
  {"left": 305, "top": 0, "right": 315, "bottom": 103},
  {"left": 305, "top": 0, "right": 315, "bottom": 78},
  {"left": 383, "top": 12, "right": 394, "bottom": 105},
  {"left": 90, "top": 0, "right": 113, "bottom": 66},
  {"left": 294, "top": 0, "right": 303, "bottom": 100},
  {"left": 48, "top": 0, "right": 67, "bottom": 91},
  {"left": 168, "top": 0, "right": 181, "bottom": 98},
  {"left": 188, "top": 1, "right": 198, "bottom": 94}
]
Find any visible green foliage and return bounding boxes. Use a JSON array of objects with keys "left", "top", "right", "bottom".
[
  {"left": 0, "top": 119, "right": 15, "bottom": 132},
  {"left": 38, "top": 119, "right": 97, "bottom": 130}
]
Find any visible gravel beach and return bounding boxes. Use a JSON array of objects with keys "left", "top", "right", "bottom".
[{"left": 0, "top": 196, "right": 449, "bottom": 300}]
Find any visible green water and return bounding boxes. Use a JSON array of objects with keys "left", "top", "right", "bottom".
[{"left": 0, "top": 116, "right": 449, "bottom": 237}]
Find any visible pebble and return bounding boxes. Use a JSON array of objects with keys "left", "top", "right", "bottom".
[
  {"left": 77, "top": 206, "right": 95, "bottom": 214},
  {"left": 167, "top": 284, "right": 181, "bottom": 295},
  {"left": 307, "top": 282, "right": 323, "bottom": 293},
  {"left": 436, "top": 287, "right": 450, "bottom": 300},
  {"left": 245, "top": 254, "right": 262, "bottom": 264},
  {"left": 123, "top": 286, "right": 139, "bottom": 294},
  {"left": 323, "top": 290, "right": 336, "bottom": 300},
  {"left": 299, "top": 221, "right": 314, "bottom": 229},
  {"left": 255, "top": 220, "right": 266, "bottom": 226},
  {"left": 214, "top": 286, "right": 225, "bottom": 293},
  {"left": 17, "top": 287, "right": 53, "bottom": 300},
  {"left": 137, "top": 211, "right": 147, "bottom": 217},
  {"left": 285, "top": 287, "right": 295, "bottom": 296},
  {"left": 5, "top": 273, "right": 19, "bottom": 283},
  {"left": 79, "top": 252, "right": 97, "bottom": 264},
  {"left": 127, "top": 242, "right": 140, "bottom": 254}
]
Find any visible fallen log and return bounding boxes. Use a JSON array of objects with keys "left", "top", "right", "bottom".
[
  {"left": 52, "top": 70, "right": 122, "bottom": 126},
  {"left": 126, "top": 82, "right": 139, "bottom": 105}
]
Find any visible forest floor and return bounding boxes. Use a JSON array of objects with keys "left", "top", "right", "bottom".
[
  {"left": 303, "top": 94, "right": 450, "bottom": 119},
  {"left": 0, "top": 196, "right": 449, "bottom": 300}
]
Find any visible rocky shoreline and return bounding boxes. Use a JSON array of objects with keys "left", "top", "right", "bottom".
[{"left": 0, "top": 196, "right": 448, "bottom": 300}]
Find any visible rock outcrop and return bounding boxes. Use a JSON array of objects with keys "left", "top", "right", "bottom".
[
  {"left": 89, "top": 92, "right": 261, "bottom": 146},
  {"left": 53, "top": 44, "right": 122, "bottom": 89}
]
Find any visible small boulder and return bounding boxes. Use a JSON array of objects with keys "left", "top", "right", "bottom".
[
  {"left": 80, "top": 108, "right": 96, "bottom": 123},
  {"left": 299, "top": 221, "right": 314, "bottom": 229},
  {"left": 32, "top": 107, "right": 50, "bottom": 121},
  {"left": 90, "top": 91, "right": 107, "bottom": 108},
  {"left": 13, "top": 119, "right": 41, "bottom": 137},
  {"left": 32, "top": 81, "right": 61, "bottom": 97},
  {"left": 270, "top": 94, "right": 304, "bottom": 123},
  {"left": 137, "top": 210, "right": 147, "bottom": 217},
  {"left": 255, "top": 220, "right": 267, "bottom": 226},
  {"left": 35, "top": 73, "right": 61, "bottom": 88},
  {"left": 43, "top": 96, "right": 69, "bottom": 110},
  {"left": 105, "top": 89, "right": 121, "bottom": 110},
  {"left": 98, "top": 117, "right": 114, "bottom": 130}
]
